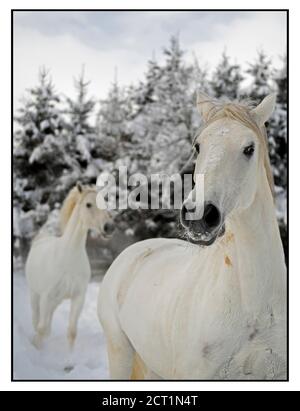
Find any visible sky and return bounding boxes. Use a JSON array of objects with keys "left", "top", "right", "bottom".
[{"left": 13, "top": 11, "right": 287, "bottom": 108}]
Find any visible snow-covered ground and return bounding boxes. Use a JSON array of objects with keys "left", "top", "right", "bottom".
[{"left": 13, "top": 273, "right": 109, "bottom": 380}]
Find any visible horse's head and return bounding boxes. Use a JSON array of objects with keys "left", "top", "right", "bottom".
[
  {"left": 61, "top": 182, "right": 115, "bottom": 238},
  {"left": 180, "top": 92, "right": 276, "bottom": 246}
]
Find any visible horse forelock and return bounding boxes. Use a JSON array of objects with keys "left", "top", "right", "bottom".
[
  {"left": 60, "top": 185, "right": 96, "bottom": 233},
  {"left": 196, "top": 99, "right": 274, "bottom": 197}
]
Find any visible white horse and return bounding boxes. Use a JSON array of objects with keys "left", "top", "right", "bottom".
[
  {"left": 98, "top": 93, "right": 286, "bottom": 380},
  {"left": 26, "top": 183, "right": 115, "bottom": 349}
]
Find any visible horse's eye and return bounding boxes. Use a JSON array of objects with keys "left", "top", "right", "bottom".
[
  {"left": 243, "top": 143, "right": 255, "bottom": 158},
  {"left": 86, "top": 203, "right": 92, "bottom": 208},
  {"left": 194, "top": 143, "right": 200, "bottom": 154}
]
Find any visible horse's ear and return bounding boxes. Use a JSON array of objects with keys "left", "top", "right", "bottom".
[
  {"left": 77, "top": 182, "right": 83, "bottom": 193},
  {"left": 196, "top": 92, "right": 215, "bottom": 122},
  {"left": 252, "top": 93, "right": 276, "bottom": 126}
]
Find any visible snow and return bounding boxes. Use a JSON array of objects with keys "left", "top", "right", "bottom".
[
  {"left": 13, "top": 273, "right": 109, "bottom": 380},
  {"left": 275, "top": 187, "right": 287, "bottom": 225},
  {"left": 40, "top": 119, "right": 50, "bottom": 131},
  {"left": 77, "top": 134, "right": 91, "bottom": 162}
]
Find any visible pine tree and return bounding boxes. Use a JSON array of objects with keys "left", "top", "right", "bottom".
[
  {"left": 13, "top": 68, "right": 70, "bottom": 255},
  {"left": 210, "top": 51, "right": 244, "bottom": 100},
  {"left": 246, "top": 52, "right": 287, "bottom": 258},
  {"left": 269, "top": 57, "right": 287, "bottom": 252},
  {"left": 245, "top": 50, "right": 274, "bottom": 101},
  {"left": 114, "top": 36, "right": 197, "bottom": 240},
  {"left": 270, "top": 56, "right": 287, "bottom": 258},
  {"left": 65, "top": 69, "right": 95, "bottom": 167},
  {"left": 122, "top": 56, "right": 164, "bottom": 175},
  {"left": 193, "top": 58, "right": 212, "bottom": 96},
  {"left": 268, "top": 56, "right": 287, "bottom": 189},
  {"left": 14, "top": 68, "right": 70, "bottom": 210},
  {"left": 96, "top": 76, "right": 130, "bottom": 162},
  {"left": 134, "top": 56, "right": 162, "bottom": 108},
  {"left": 245, "top": 51, "right": 277, "bottom": 179},
  {"left": 246, "top": 51, "right": 286, "bottom": 190},
  {"left": 130, "top": 36, "right": 195, "bottom": 175}
]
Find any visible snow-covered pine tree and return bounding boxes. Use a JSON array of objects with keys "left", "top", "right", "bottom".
[
  {"left": 210, "top": 51, "right": 244, "bottom": 100},
  {"left": 13, "top": 68, "right": 70, "bottom": 258},
  {"left": 245, "top": 50, "right": 274, "bottom": 101},
  {"left": 115, "top": 36, "right": 197, "bottom": 240},
  {"left": 269, "top": 56, "right": 287, "bottom": 190},
  {"left": 95, "top": 77, "right": 142, "bottom": 242},
  {"left": 130, "top": 36, "right": 195, "bottom": 175},
  {"left": 275, "top": 55, "right": 287, "bottom": 105},
  {"left": 65, "top": 69, "right": 95, "bottom": 167},
  {"left": 193, "top": 58, "right": 212, "bottom": 96},
  {"left": 64, "top": 69, "right": 99, "bottom": 182},
  {"left": 245, "top": 50, "right": 286, "bottom": 189},
  {"left": 134, "top": 56, "right": 161, "bottom": 108},
  {"left": 122, "top": 56, "right": 162, "bottom": 175},
  {"left": 96, "top": 75, "right": 131, "bottom": 163},
  {"left": 246, "top": 51, "right": 287, "bottom": 258},
  {"left": 153, "top": 35, "right": 196, "bottom": 173},
  {"left": 244, "top": 50, "right": 275, "bottom": 175},
  {"left": 269, "top": 56, "right": 287, "bottom": 257}
]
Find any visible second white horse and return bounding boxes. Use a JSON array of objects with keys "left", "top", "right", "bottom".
[{"left": 26, "top": 183, "right": 115, "bottom": 348}]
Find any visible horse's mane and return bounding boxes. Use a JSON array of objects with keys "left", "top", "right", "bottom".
[
  {"left": 60, "top": 184, "right": 96, "bottom": 233},
  {"left": 196, "top": 98, "right": 274, "bottom": 196}
]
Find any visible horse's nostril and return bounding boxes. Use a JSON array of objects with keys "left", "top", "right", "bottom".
[
  {"left": 203, "top": 204, "right": 221, "bottom": 229},
  {"left": 104, "top": 222, "right": 115, "bottom": 235}
]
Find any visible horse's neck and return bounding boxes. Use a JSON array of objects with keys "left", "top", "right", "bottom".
[
  {"left": 227, "top": 166, "right": 286, "bottom": 314},
  {"left": 61, "top": 204, "right": 87, "bottom": 250}
]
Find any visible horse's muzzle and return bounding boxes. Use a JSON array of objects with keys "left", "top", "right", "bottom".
[
  {"left": 102, "top": 221, "right": 115, "bottom": 238},
  {"left": 180, "top": 201, "right": 225, "bottom": 246}
]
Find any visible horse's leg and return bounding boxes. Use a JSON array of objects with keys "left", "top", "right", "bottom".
[
  {"left": 99, "top": 287, "right": 134, "bottom": 379},
  {"left": 101, "top": 312, "right": 134, "bottom": 379},
  {"left": 30, "top": 290, "right": 40, "bottom": 331},
  {"left": 106, "top": 332, "right": 135, "bottom": 380},
  {"left": 67, "top": 293, "right": 85, "bottom": 349},
  {"left": 33, "top": 293, "right": 54, "bottom": 348}
]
